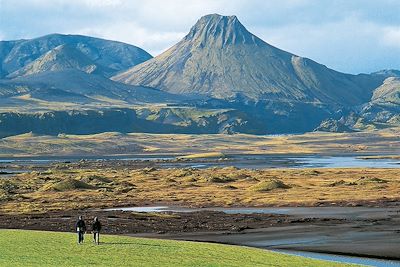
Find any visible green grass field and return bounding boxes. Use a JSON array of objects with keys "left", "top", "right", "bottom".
[{"left": 0, "top": 230, "right": 353, "bottom": 267}]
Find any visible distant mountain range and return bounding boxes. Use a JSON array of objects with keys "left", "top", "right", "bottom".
[
  {"left": 0, "top": 14, "right": 399, "bottom": 137},
  {"left": 0, "top": 33, "right": 152, "bottom": 78}
]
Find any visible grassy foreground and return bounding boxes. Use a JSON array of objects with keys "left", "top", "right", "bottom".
[{"left": 0, "top": 230, "right": 352, "bottom": 267}]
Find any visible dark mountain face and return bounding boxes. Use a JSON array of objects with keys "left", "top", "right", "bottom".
[
  {"left": 0, "top": 34, "right": 152, "bottom": 78},
  {"left": 113, "top": 14, "right": 381, "bottom": 107},
  {"left": 0, "top": 107, "right": 252, "bottom": 139}
]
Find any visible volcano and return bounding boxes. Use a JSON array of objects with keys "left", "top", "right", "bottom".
[{"left": 113, "top": 14, "right": 380, "bottom": 107}]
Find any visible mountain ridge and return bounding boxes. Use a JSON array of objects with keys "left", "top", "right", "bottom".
[{"left": 6, "top": 44, "right": 111, "bottom": 78}]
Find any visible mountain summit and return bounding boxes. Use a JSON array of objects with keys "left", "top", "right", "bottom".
[
  {"left": 113, "top": 14, "right": 379, "bottom": 106},
  {"left": 184, "top": 14, "right": 260, "bottom": 47}
]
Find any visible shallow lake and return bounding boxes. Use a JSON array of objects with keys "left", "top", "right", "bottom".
[
  {"left": 0, "top": 154, "right": 399, "bottom": 169},
  {"left": 291, "top": 156, "right": 400, "bottom": 168},
  {"left": 0, "top": 169, "right": 26, "bottom": 177}
]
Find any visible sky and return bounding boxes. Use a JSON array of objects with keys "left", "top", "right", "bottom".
[{"left": 1, "top": 0, "right": 400, "bottom": 74}]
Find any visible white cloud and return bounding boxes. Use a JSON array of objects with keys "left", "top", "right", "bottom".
[
  {"left": 78, "top": 22, "right": 186, "bottom": 55},
  {"left": 382, "top": 27, "right": 400, "bottom": 48},
  {"left": 247, "top": 16, "right": 400, "bottom": 73},
  {"left": 82, "top": 0, "right": 122, "bottom": 8}
]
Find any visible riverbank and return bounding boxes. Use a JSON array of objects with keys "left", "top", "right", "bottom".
[{"left": 125, "top": 206, "right": 400, "bottom": 260}]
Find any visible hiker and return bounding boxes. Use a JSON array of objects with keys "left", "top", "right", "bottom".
[
  {"left": 75, "top": 216, "right": 86, "bottom": 244},
  {"left": 92, "top": 217, "right": 102, "bottom": 245}
]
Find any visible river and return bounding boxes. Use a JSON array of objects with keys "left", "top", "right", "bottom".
[{"left": 0, "top": 154, "right": 399, "bottom": 170}]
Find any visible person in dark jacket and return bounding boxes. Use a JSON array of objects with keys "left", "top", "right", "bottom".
[
  {"left": 92, "top": 217, "right": 102, "bottom": 245},
  {"left": 75, "top": 216, "right": 86, "bottom": 244}
]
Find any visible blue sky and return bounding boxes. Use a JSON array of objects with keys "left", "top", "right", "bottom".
[{"left": 1, "top": 0, "right": 400, "bottom": 74}]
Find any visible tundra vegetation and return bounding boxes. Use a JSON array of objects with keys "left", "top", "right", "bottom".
[{"left": 1, "top": 166, "right": 399, "bottom": 213}]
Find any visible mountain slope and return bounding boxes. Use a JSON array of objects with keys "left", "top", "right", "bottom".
[
  {"left": 7, "top": 44, "right": 111, "bottom": 78},
  {"left": 314, "top": 76, "right": 400, "bottom": 132},
  {"left": 0, "top": 34, "right": 152, "bottom": 78},
  {"left": 113, "top": 14, "right": 380, "bottom": 107},
  {"left": 371, "top": 77, "right": 400, "bottom": 105},
  {"left": 0, "top": 70, "right": 183, "bottom": 104}
]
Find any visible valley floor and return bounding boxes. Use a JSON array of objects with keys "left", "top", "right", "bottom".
[{"left": 1, "top": 149, "right": 399, "bottom": 264}]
